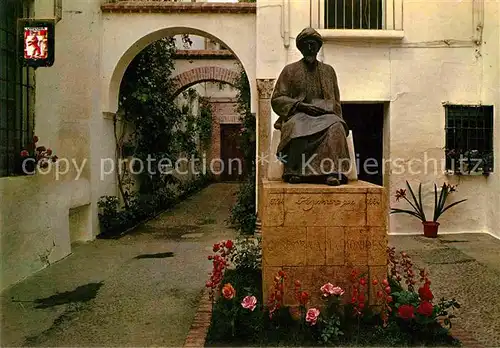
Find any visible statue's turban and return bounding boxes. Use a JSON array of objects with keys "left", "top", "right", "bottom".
[{"left": 296, "top": 27, "right": 323, "bottom": 49}]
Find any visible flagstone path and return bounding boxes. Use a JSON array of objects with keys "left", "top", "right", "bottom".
[{"left": 1, "top": 183, "right": 238, "bottom": 347}]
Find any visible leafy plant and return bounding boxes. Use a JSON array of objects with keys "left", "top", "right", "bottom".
[
  {"left": 319, "top": 315, "right": 343, "bottom": 344},
  {"left": 432, "top": 182, "right": 467, "bottom": 222},
  {"left": 230, "top": 237, "right": 261, "bottom": 271},
  {"left": 391, "top": 181, "right": 467, "bottom": 222},
  {"left": 229, "top": 169, "right": 256, "bottom": 235}
]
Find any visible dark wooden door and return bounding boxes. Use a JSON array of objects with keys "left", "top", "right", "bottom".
[
  {"left": 220, "top": 124, "right": 246, "bottom": 181},
  {"left": 342, "top": 103, "right": 384, "bottom": 186}
]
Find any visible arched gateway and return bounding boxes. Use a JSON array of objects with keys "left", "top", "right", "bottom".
[
  {"left": 171, "top": 66, "right": 240, "bottom": 98},
  {"left": 100, "top": 2, "right": 257, "bottom": 114}
]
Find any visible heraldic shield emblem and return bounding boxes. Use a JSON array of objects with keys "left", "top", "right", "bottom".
[{"left": 18, "top": 19, "right": 55, "bottom": 68}]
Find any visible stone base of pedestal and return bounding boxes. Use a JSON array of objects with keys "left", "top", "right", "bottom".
[{"left": 261, "top": 179, "right": 388, "bottom": 307}]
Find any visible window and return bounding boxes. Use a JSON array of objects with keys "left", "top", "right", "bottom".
[
  {"left": 311, "top": 0, "right": 403, "bottom": 31},
  {"left": 0, "top": 0, "right": 35, "bottom": 177},
  {"left": 445, "top": 105, "right": 494, "bottom": 174},
  {"left": 324, "top": 0, "right": 383, "bottom": 29}
]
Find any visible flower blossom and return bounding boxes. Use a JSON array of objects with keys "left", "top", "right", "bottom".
[
  {"left": 222, "top": 283, "right": 235, "bottom": 300},
  {"left": 418, "top": 283, "right": 434, "bottom": 301},
  {"left": 395, "top": 189, "right": 407, "bottom": 201},
  {"left": 320, "top": 283, "right": 344, "bottom": 297},
  {"left": 241, "top": 295, "right": 257, "bottom": 311},
  {"left": 417, "top": 301, "right": 434, "bottom": 317},
  {"left": 398, "top": 304, "right": 416, "bottom": 320},
  {"left": 305, "top": 307, "right": 320, "bottom": 325}
]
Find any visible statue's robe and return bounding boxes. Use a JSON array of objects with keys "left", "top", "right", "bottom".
[{"left": 271, "top": 59, "right": 351, "bottom": 179}]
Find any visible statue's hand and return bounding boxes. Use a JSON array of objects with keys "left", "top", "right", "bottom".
[{"left": 297, "top": 102, "right": 324, "bottom": 116}]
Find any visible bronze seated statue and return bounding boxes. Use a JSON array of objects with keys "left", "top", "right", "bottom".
[{"left": 271, "top": 27, "right": 351, "bottom": 186}]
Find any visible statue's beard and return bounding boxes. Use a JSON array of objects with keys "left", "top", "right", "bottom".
[{"left": 303, "top": 56, "right": 317, "bottom": 64}]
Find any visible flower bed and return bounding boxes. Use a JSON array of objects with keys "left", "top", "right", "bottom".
[{"left": 204, "top": 240, "right": 461, "bottom": 347}]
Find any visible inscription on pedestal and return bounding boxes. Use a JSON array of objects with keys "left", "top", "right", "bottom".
[
  {"left": 284, "top": 193, "right": 366, "bottom": 227},
  {"left": 262, "top": 181, "right": 388, "bottom": 307},
  {"left": 295, "top": 196, "right": 356, "bottom": 211}
]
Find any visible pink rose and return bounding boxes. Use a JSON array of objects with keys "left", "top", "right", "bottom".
[
  {"left": 320, "top": 283, "right": 345, "bottom": 297},
  {"left": 332, "top": 286, "right": 345, "bottom": 296},
  {"left": 305, "top": 307, "right": 320, "bottom": 325},
  {"left": 241, "top": 295, "right": 257, "bottom": 311}
]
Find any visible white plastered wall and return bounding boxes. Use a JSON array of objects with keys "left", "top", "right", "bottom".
[{"left": 256, "top": 0, "right": 500, "bottom": 237}]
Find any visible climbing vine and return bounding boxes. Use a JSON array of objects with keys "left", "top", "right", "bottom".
[
  {"left": 97, "top": 36, "right": 213, "bottom": 238},
  {"left": 229, "top": 65, "right": 257, "bottom": 235}
]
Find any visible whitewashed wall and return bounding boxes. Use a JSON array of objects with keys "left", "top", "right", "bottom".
[{"left": 256, "top": 0, "right": 500, "bottom": 237}]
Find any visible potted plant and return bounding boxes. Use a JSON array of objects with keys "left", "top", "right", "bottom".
[
  {"left": 390, "top": 181, "right": 467, "bottom": 238},
  {"left": 19, "top": 135, "right": 58, "bottom": 175}
]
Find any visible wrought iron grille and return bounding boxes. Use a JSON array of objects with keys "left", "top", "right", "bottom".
[
  {"left": 324, "top": 0, "right": 383, "bottom": 29},
  {"left": 0, "top": 0, "right": 35, "bottom": 177},
  {"left": 445, "top": 105, "right": 494, "bottom": 173}
]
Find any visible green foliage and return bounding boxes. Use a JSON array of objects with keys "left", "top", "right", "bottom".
[
  {"left": 391, "top": 181, "right": 467, "bottom": 223},
  {"left": 198, "top": 96, "right": 213, "bottom": 147},
  {"left": 229, "top": 65, "right": 257, "bottom": 235},
  {"left": 97, "top": 35, "right": 217, "bottom": 238},
  {"left": 229, "top": 169, "right": 257, "bottom": 235},
  {"left": 392, "top": 290, "right": 420, "bottom": 307},
  {"left": 230, "top": 237, "right": 262, "bottom": 271},
  {"left": 205, "top": 269, "right": 263, "bottom": 346},
  {"left": 97, "top": 173, "right": 212, "bottom": 238},
  {"left": 319, "top": 315, "right": 343, "bottom": 344},
  {"left": 234, "top": 66, "right": 255, "bottom": 168},
  {"left": 206, "top": 265, "right": 460, "bottom": 347},
  {"left": 436, "top": 297, "right": 461, "bottom": 328}
]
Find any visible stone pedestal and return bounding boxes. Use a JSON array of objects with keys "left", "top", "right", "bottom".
[{"left": 261, "top": 180, "right": 388, "bottom": 307}]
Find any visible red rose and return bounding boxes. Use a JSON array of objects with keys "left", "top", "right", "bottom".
[
  {"left": 278, "top": 270, "right": 285, "bottom": 278},
  {"left": 33, "top": 135, "right": 39, "bottom": 143},
  {"left": 418, "top": 283, "right": 434, "bottom": 301},
  {"left": 213, "top": 243, "right": 220, "bottom": 252},
  {"left": 46, "top": 148, "right": 52, "bottom": 155},
  {"left": 20, "top": 150, "right": 29, "bottom": 157},
  {"left": 417, "top": 301, "right": 434, "bottom": 317},
  {"left": 225, "top": 240, "right": 234, "bottom": 249},
  {"left": 398, "top": 304, "right": 416, "bottom": 320}
]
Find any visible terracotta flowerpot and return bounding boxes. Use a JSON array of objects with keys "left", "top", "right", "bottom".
[{"left": 422, "top": 221, "right": 440, "bottom": 238}]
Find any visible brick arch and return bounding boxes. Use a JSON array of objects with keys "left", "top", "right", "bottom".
[{"left": 171, "top": 66, "right": 239, "bottom": 97}]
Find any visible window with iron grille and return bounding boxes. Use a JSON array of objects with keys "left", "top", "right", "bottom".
[
  {"left": 0, "top": 0, "right": 35, "bottom": 177},
  {"left": 445, "top": 105, "right": 494, "bottom": 174},
  {"left": 324, "top": 0, "right": 383, "bottom": 29}
]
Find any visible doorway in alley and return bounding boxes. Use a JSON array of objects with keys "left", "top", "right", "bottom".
[
  {"left": 220, "top": 124, "right": 246, "bottom": 181},
  {"left": 342, "top": 103, "right": 385, "bottom": 186}
]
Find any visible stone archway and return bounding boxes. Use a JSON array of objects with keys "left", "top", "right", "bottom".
[
  {"left": 100, "top": 2, "right": 256, "bottom": 114},
  {"left": 171, "top": 66, "right": 240, "bottom": 98}
]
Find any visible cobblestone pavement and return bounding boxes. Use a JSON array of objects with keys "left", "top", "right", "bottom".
[
  {"left": 1, "top": 183, "right": 239, "bottom": 347},
  {"left": 389, "top": 233, "right": 500, "bottom": 348}
]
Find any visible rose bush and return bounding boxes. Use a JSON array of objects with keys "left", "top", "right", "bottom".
[{"left": 205, "top": 241, "right": 460, "bottom": 347}]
